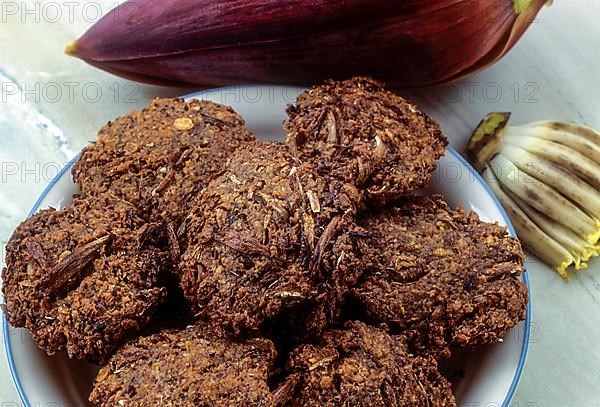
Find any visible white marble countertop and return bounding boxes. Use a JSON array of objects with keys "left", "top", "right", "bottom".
[{"left": 1, "top": 1, "right": 600, "bottom": 405}]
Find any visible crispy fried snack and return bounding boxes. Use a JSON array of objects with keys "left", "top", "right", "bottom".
[
  {"left": 2, "top": 195, "right": 169, "bottom": 363},
  {"left": 89, "top": 325, "right": 277, "bottom": 407},
  {"left": 179, "top": 141, "right": 363, "bottom": 339},
  {"left": 72, "top": 98, "right": 255, "bottom": 226},
  {"left": 285, "top": 77, "right": 447, "bottom": 204},
  {"left": 351, "top": 195, "right": 528, "bottom": 359},
  {"left": 278, "top": 321, "right": 455, "bottom": 407}
]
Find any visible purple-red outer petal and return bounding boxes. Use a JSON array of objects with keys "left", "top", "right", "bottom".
[{"left": 69, "top": 0, "right": 547, "bottom": 87}]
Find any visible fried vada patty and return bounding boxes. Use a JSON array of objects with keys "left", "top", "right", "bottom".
[
  {"left": 350, "top": 195, "right": 528, "bottom": 359},
  {"left": 285, "top": 77, "right": 447, "bottom": 204},
  {"left": 278, "top": 321, "right": 455, "bottom": 407},
  {"left": 179, "top": 141, "right": 365, "bottom": 341},
  {"left": 89, "top": 324, "right": 277, "bottom": 406},
  {"left": 2, "top": 195, "right": 170, "bottom": 363},
  {"left": 72, "top": 97, "right": 255, "bottom": 226}
]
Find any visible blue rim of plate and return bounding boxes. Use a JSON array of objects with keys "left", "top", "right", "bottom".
[{"left": 3, "top": 147, "right": 531, "bottom": 407}]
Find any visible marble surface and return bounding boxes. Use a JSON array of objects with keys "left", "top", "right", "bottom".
[{"left": 1, "top": 0, "right": 599, "bottom": 405}]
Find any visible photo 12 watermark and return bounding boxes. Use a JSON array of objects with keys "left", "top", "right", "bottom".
[
  {"left": 1, "top": 1, "right": 135, "bottom": 24},
  {"left": 410, "top": 81, "right": 541, "bottom": 105},
  {"left": 199, "top": 84, "right": 303, "bottom": 105},
  {"left": 1, "top": 161, "right": 70, "bottom": 185},
  {"left": 1, "top": 81, "right": 140, "bottom": 104}
]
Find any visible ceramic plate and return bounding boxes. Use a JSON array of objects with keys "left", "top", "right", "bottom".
[{"left": 4, "top": 86, "right": 531, "bottom": 406}]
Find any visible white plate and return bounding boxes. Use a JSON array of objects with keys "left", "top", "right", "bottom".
[{"left": 4, "top": 86, "right": 531, "bottom": 406}]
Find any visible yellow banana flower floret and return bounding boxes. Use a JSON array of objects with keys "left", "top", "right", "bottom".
[{"left": 467, "top": 112, "right": 600, "bottom": 279}]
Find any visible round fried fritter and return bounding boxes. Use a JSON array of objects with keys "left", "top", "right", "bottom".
[
  {"left": 2, "top": 195, "right": 169, "bottom": 363},
  {"left": 351, "top": 195, "right": 528, "bottom": 359},
  {"left": 278, "top": 321, "right": 455, "bottom": 407},
  {"left": 72, "top": 98, "right": 255, "bottom": 226},
  {"left": 89, "top": 325, "right": 277, "bottom": 407},
  {"left": 285, "top": 77, "right": 447, "bottom": 204},
  {"left": 179, "top": 141, "right": 363, "bottom": 340}
]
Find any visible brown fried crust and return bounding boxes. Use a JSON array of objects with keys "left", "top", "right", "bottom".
[
  {"left": 89, "top": 325, "right": 277, "bottom": 407},
  {"left": 3, "top": 83, "right": 530, "bottom": 406},
  {"left": 280, "top": 321, "right": 455, "bottom": 407},
  {"left": 285, "top": 77, "right": 447, "bottom": 204},
  {"left": 179, "top": 141, "right": 364, "bottom": 340},
  {"left": 351, "top": 195, "right": 528, "bottom": 359},
  {"left": 2, "top": 195, "right": 169, "bottom": 363},
  {"left": 72, "top": 98, "right": 255, "bottom": 226}
]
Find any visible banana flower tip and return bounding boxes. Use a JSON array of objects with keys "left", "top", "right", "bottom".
[{"left": 65, "top": 41, "right": 78, "bottom": 56}]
